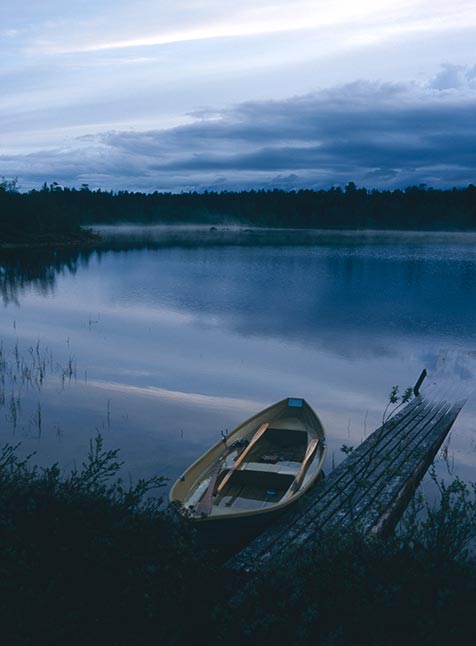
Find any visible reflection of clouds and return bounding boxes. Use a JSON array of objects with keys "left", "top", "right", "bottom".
[
  {"left": 2, "top": 235, "right": 475, "bottom": 484},
  {"left": 3, "top": 237, "right": 475, "bottom": 364},
  {"left": 94, "top": 240, "right": 476, "bottom": 358},
  {"left": 28, "top": 294, "right": 197, "bottom": 327},
  {"left": 87, "top": 378, "right": 265, "bottom": 412}
]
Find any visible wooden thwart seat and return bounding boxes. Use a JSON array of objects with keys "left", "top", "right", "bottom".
[{"left": 241, "top": 462, "right": 300, "bottom": 475}]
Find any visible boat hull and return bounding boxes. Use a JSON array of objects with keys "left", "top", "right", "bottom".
[{"left": 169, "top": 397, "right": 327, "bottom": 532}]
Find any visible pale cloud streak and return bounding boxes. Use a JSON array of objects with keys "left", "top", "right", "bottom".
[
  {"left": 33, "top": 1, "right": 406, "bottom": 54},
  {"left": 25, "top": 0, "right": 476, "bottom": 56}
]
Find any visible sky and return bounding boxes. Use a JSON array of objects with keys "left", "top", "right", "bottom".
[{"left": 1, "top": 0, "right": 476, "bottom": 192}]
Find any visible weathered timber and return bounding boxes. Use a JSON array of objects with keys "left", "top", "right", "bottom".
[{"left": 227, "top": 352, "right": 475, "bottom": 574}]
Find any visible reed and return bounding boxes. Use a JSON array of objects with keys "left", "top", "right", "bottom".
[{"left": 0, "top": 337, "right": 80, "bottom": 435}]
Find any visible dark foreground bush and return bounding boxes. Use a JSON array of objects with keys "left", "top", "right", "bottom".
[
  {"left": 218, "top": 532, "right": 476, "bottom": 646},
  {"left": 0, "top": 438, "right": 218, "bottom": 646},
  {"left": 1, "top": 439, "right": 476, "bottom": 645}
]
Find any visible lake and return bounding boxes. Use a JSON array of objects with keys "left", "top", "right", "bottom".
[{"left": 1, "top": 227, "right": 476, "bottom": 497}]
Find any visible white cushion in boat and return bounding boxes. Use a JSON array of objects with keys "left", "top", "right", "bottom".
[{"left": 241, "top": 461, "right": 300, "bottom": 475}]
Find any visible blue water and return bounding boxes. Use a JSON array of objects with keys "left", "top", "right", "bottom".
[{"left": 1, "top": 227, "right": 476, "bottom": 491}]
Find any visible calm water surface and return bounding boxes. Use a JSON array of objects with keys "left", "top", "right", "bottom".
[{"left": 1, "top": 227, "right": 476, "bottom": 494}]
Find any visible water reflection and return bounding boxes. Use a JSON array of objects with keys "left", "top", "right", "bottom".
[
  {"left": 3, "top": 231, "right": 476, "bottom": 353},
  {"left": 0, "top": 247, "right": 89, "bottom": 306},
  {"left": 1, "top": 229, "right": 475, "bottom": 488}
]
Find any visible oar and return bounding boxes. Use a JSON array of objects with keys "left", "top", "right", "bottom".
[
  {"left": 195, "top": 459, "right": 224, "bottom": 517},
  {"left": 216, "top": 422, "right": 269, "bottom": 494},
  {"left": 285, "top": 438, "right": 319, "bottom": 499}
]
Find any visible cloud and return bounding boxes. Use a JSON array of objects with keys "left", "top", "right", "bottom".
[
  {"left": 2, "top": 71, "right": 476, "bottom": 191},
  {"left": 429, "top": 63, "right": 476, "bottom": 90}
]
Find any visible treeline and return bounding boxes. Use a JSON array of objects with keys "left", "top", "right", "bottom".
[
  {"left": 0, "top": 179, "right": 96, "bottom": 244},
  {"left": 2, "top": 179, "right": 476, "bottom": 242}
]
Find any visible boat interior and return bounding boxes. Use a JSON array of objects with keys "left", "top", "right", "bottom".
[{"left": 210, "top": 421, "right": 317, "bottom": 513}]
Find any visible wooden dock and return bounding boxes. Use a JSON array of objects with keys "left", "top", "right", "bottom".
[{"left": 227, "top": 351, "right": 476, "bottom": 574}]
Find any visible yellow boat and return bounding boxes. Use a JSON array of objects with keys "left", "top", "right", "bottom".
[{"left": 169, "top": 398, "right": 327, "bottom": 529}]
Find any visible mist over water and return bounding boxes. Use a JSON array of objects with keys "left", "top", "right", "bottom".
[{"left": 1, "top": 228, "right": 475, "bottom": 491}]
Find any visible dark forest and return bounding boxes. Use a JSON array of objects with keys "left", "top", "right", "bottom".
[{"left": 1, "top": 179, "right": 476, "bottom": 243}]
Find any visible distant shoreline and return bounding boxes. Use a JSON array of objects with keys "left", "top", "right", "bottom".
[
  {"left": 3, "top": 223, "right": 476, "bottom": 251},
  {"left": 0, "top": 228, "right": 100, "bottom": 249},
  {"left": 2, "top": 183, "right": 476, "bottom": 243}
]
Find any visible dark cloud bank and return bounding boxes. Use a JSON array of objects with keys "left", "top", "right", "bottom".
[{"left": 3, "top": 74, "right": 476, "bottom": 191}]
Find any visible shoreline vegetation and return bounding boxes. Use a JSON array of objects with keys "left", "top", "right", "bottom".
[
  {"left": 1, "top": 179, "right": 476, "bottom": 245},
  {"left": 1, "top": 438, "right": 476, "bottom": 645}
]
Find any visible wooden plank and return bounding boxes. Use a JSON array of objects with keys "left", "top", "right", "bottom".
[
  {"left": 367, "top": 400, "right": 466, "bottom": 537},
  {"left": 323, "top": 401, "right": 453, "bottom": 534},
  {"left": 325, "top": 422, "right": 451, "bottom": 533}
]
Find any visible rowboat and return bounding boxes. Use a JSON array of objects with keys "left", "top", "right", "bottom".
[{"left": 169, "top": 398, "right": 327, "bottom": 530}]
